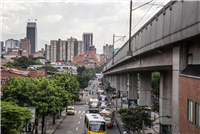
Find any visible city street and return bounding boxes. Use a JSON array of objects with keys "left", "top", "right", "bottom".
[{"left": 54, "top": 79, "right": 120, "bottom": 134}]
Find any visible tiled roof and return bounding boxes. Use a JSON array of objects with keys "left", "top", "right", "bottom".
[{"left": 1, "top": 66, "right": 29, "bottom": 76}]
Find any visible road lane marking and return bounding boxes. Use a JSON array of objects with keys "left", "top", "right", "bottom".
[
  {"left": 78, "top": 121, "right": 80, "bottom": 124},
  {"left": 76, "top": 127, "right": 78, "bottom": 131},
  {"left": 83, "top": 111, "right": 85, "bottom": 113},
  {"left": 79, "top": 111, "right": 81, "bottom": 113},
  {"left": 75, "top": 111, "right": 77, "bottom": 113},
  {"left": 80, "top": 117, "right": 82, "bottom": 119}
]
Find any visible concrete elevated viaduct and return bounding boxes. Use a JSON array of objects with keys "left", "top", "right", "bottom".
[{"left": 103, "top": 1, "right": 200, "bottom": 133}]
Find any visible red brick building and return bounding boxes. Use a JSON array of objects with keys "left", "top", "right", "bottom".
[
  {"left": 100, "top": 54, "right": 105, "bottom": 65},
  {"left": 7, "top": 48, "right": 29, "bottom": 57},
  {"left": 179, "top": 65, "right": 200, "bottom": 133},
  {"left": 1, "top": 66, "right": 45, "bottom": 91},
  {"left": 1, "top": 59, "right": 14, "bottom": 65},
  {"left": 20, "top": 37, "right": 31, "bottom": 54},
  {"left": 73, "top": 47, "right": 102, "bottom": 68}
]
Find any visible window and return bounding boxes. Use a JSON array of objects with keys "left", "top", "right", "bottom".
[
  {"left": 187, "top": 99, "right": 193, "bottom": 124},
  {"left": 195, "top": 101, "right": 200, "bottom": 129}
]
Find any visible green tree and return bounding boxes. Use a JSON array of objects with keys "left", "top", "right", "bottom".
[
  {"left": 36, "top": 65, "right": 58, "bottom": 72},
  {"left": 1, "top": 101, "right": 33, "bottom": 134},
  {"left": 28, "top": 58, "right": 36, "bottom": 65},
  {"left": 151, "top": 72, "right": 160, "bottom": 96},
  {"left": 13, "top": 56, "right": 30, "bottom": 69},
  {"left": 35, "top": 59, "right": 43, "bottom": 65},
  {"left": 77, "top": 66, "right": 85, "bottom": 75},
  {"left": 152, "top": 101, "right": 159, "bottom": 113},
  {"left": 3, "top": 61, "right": 14, "bottom": 68},
  {"left": 117, "top": 107, "right": 152, "bottom": 134},
  {"left": 3, "top": 77, "right": 63, "bottom": 132}
]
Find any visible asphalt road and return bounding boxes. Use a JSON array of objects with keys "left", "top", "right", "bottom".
[{"left": 54, "top": 79, "right": 120, "bottom": 134}]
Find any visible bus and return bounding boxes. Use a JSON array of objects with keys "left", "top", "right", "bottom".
[
  {"left": 89, "top": 98, "right": 99, "bottom": 113},
  {"left": 84, "top": 113, "right": 107, "bottom": 134}
]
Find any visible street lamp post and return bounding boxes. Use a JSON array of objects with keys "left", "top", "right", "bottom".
[{"left": 151, "top": 115, "right": 172, "bottom": 134}]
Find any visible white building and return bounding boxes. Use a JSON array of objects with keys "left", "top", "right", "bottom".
[{"left": 5, "top": 39, "right": 20, "bottom": 53}]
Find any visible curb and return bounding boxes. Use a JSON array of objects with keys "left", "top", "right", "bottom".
[
  {"left": 52, "top": 113, "right": 67, "bottom": 134},
  {"left": 114, "top": 117, "right": 123, "bottom": 134}
]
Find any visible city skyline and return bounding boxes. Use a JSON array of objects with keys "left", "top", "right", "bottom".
[{"left": 1, "top": 0, "right": 169, "bottom": 54}]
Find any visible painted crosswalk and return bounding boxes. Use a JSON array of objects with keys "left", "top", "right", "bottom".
[{"left": 74, "top": 110, "right": 89, "bottom": 114}]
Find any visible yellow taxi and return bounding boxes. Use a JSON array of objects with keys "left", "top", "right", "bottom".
[{"left": 67, "top": 106, "right": 75, "bottom": 115}]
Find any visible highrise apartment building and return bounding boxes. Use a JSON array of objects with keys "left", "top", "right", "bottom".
[
  {"left": 67, "top": 40, "right": 75, "bottom": 62},
  {"left": 103, "top": 44, "right": 113, "bottom": 63},
  {"left": 20, "top": 37, "right": 31, "bottom": 54},
  {"left": 50, "top": 40, "right": 58, "bottom": 63},
  {"left": 82, "top": 33, "right": 93, "bottom": 52},
  {"left": 46, "top": 38, "right": 86, "bottom": 63},
  {"left": 26, "top": 22, "right": 37, "bottom": 53},
  {"left": 5, "top": 39, "right": 20, "bottom": 53},
  {"left": 1, "top": 41, "right": 3, "bottom": 50},
  {"left": 60, "top": 40, "right": 67, "bottom": 62},
  {"left": 78, "top": 41, "right": 84, "bottom": 55},
  {"left": 45, "top": 44, "right": 51, "bottom": 61}
]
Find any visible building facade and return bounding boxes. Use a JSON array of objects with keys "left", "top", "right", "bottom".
[
  {"left": 26, "top": 22, "right": 37, "bottom": 53},
  {"left": 1, "top": 41, "right": 3, "bottom": 50},
  {"left": 46, "top": 38, "right": 88, "bottom": 63},
  {"left": 5, "top": 39, "right": 20, "bottom": 53},
  {"left": 20, "top": 37, "right": 31, "bottom": 54},
  {"left": 60, "top": 40, "right": 67, "bottom": 62},
  {"left": 78, "top": 41, "right": 84, "bottom": 54},
  {"left": 45, "top": 44, "right": 51, "bottom": 61},
  {"left": 103, "top": 44, "right": 113, "bottom": 63},
  {"left": 179, "top": 65, "right": 200, "bottom": 134},
  {"left": 100, "top": 54, "right": 105, "bottom": 65},
  {"left": 67, "top": 40, "right": 75, "bottom": 62},
  {"left": 7, "top": 48, "right": 28, "bottom": 57},
  {"left": 82, "top": 33, "right": 93, "bottom": 52},
  {"left": 73, "top": 47, "right": 101, "bottom": 68},
  {"left": 50, "top": 40, "right": 58, "bottom": 63}
]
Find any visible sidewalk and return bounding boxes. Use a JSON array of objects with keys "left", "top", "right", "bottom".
[
  {"left": 36, "top": 110, "right": 67, "bottom": 134},
  {"left": 106, "top": 91, "right": 159, "bottom": 134}
]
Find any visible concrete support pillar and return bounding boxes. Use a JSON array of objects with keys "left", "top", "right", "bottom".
[
  {"left": 128, "top": 73, "right": 138, "bottom": 100},
  {"left": 139, "top": 72, "right": 151, "bottom": 107},
  {"left": 172, "top": 43, "right": 187, "bottom": 134},
  {"left": 116, "top": 75, "right": 120, "bottom": 91},
  {"left": 120, "top": 74, "right": 127, "bottom": 94},
  {"left": 110, "top": 75, "right": 114, "bottom": 87},
  {"left": 159, "top": 71, "right": 172, "bottom": 126}
]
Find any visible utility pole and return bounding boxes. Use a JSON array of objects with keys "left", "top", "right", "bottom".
[
  {"left": 112, "top": 34, "right": 125, "bottom": 65},
  {"left": 127, "top": 0, "right": 132, "bottom": 56},
  {"left": 127, "top": 0, "right": 153, "bottom": 56},
  {"left": 112, "top": 34, "right": 115, "bottom": 65}
]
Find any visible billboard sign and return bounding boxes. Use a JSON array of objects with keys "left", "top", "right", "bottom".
[
  {"left": 26, "top": 107, "right": 36, "bottom": 123},
  {"left": 116, "top": 90, "right": 120, "bottom": 98},
  {"left": 128, "top": 99, "right": 137, "bottom": 108}
]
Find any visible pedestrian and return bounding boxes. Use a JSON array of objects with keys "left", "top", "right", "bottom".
[{"left": 123, "top": 131, "right": 128, "bottom": 134}]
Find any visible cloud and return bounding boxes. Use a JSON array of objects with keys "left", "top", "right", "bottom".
[
  {"left": 1, "top": 0, "right": 170, "bottom": 53},
  {"left": 41, "top": 14, "right": 63, "bottom": 23}
]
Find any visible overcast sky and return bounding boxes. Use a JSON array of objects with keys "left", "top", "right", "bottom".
[{"left": 1, "top": 0, "right": 170, "bottom": 54}]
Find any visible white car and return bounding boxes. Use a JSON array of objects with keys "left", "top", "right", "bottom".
[{"left": 100, "top": 101, "right": 108, "bottom": 110}]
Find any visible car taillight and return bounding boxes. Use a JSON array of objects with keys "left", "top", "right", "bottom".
[{"left": 111, "top": 118, "right": 113, "bottom": 120}]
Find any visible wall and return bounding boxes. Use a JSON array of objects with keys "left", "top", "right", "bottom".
[
  {"left": 104, "top": 1, "right": 200, "bottom": 71},
  {"left": 179, "top": 76, "right": 200, "bottom": 133}
]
